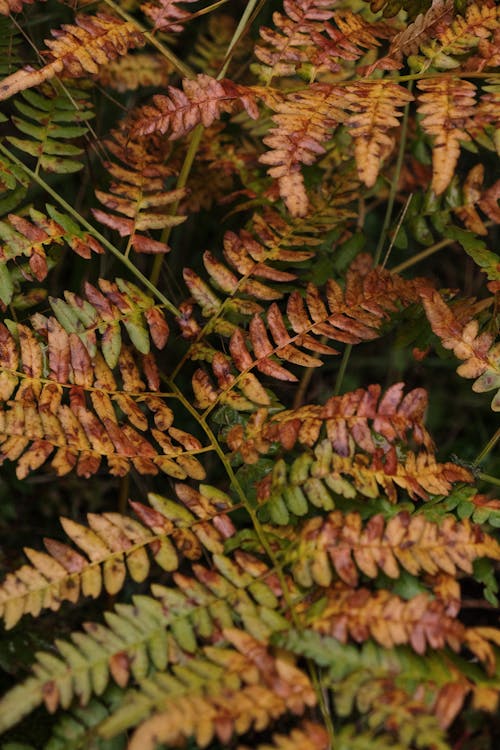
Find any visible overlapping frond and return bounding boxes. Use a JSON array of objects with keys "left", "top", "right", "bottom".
[
  {"left": 256, "top": 438, "right": 471, "bottom": 524},
  {"left": 0, "top": 206, "right": 104, "bottom": 305},
  {"left": 238, "top": 722, "right": 329, "bottom": 750},
  {"left": 0, "top": 487, "right": 235, "bottom": 629},
  {"left": 92, "top": 129, "right": 186, "bottom": 254},
  {"left": 227, "top": 383, "right": 434, "bottom": 464},
  {"left": 288, "top": 510, "right": 500, "bottom": 588},
  {"left": 0, "top": 14, "right": 145, "bottom": 102},
  {"left": 0, "top": 305, "right": 208, "bottom": 479},
  {"left": 420, "top": 288, "right": 500, "bottom": 410},
  {"left": 133, "top": 74, "right": 260, "bottom": 139},
  {"left": 307, "top": 584, "right": 500, "bottom": 674},
  {"left": 97, "top": 52, "right": 173, "bottom": 92}
]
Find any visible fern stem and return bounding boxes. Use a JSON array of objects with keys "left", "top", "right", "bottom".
[
  {"left": 102, "top": 0, "right": 195, "bottom": 79},
  {"left": 477, "top": 473, "right": 500, "bottom": 488},
  {"left": 474, "top": 428, "right": 500, "bottom": 466},
  {"left": 0, "top": 141, "right": 181, "bottom": 317},
  {"left": 391, "top": 237, "right": 454, "bottom": 274},
  {"left": 217, "top": 0, "right": 262, "bottom": 79},
  {"left": 333, "top": 344, "right": 352, "bottom": 397},
  {"left": 373, "top": 82, "right": 413, "bottom": 266}
]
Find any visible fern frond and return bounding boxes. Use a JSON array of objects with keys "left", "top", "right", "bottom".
[
  {"left": 466, "top": 80, "right": 500, "bottom": 154},
  {"left": 345, "top": 81, "right": 413, "bottom": 188},
  {"left": 256, "top": 440, "right": 472, "bottom": 523},
  {"left": 287, "top": 510, "right": 500, "bottom": 588},
  {"left": 454, "top": 165, "right": 500, "bottom": 236},
  {"left": 0, "top": 151, "right": 29, "bottom": 218},
  {"left": 140, "top": 0, "right": 198, "bottom": 33},
  {"left": 0, "top": 18, "right": 21, "bottom": 79},
  {"left": 7, "top": 86, "right": 93, "bottom": 175},
  {"left": 0, "top": 313, "right": 207, "bottom": 479},
  {"left": 367, "top": 0, "right": 432, "bottom": 20},
  {"left": 417, "top": 77, "right": 476, "bottom": 195},
  {"left": 227, "top": 383, "right": 434, "bottom": 464},
  {"left": 0, "top": 13, "right": 145, "bottom": 102},
  {"left": 0, "top": 206, "right": 104, "bottom": 304},
  {"left": 260, "top": 84, "right": 345, "bottom": 216},
  {"left": 97, "top": 52, "right": 173, "bottom": 92},
  {"left": 92, "top": 129, "right": 186, "bottom": 254},
  {"left": 103, "top": 631, "right": 316, "bottom": 748},
  {"left": 307, "top": 583, "right": 500, "bottom": 672},
  {"left": 192, "top": 259, "right": 422, "bottom": 404},
  {"left": 0, "top": 488, "right": 235, "bottom": 629},
  {"left": 420, "top": 288, "right": 500, "bottom": 410},
  {"left": 133, "top": 74, "right": 260, "bottom": 139}
]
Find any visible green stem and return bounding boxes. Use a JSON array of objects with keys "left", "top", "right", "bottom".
[
  {"left": 333, "top": 344, "right": 352, "bottom": 397},
  {"left": 373, "top": 81, "right": 413, "bottom": 266},
  {"left": 391, "top": 237, "right": 453, "bottom": 274},
  {"left": 102, "top": 0, "right": 195, "bottom": 79},
  {"left": 0, "top": 142, "right": 181, "bottom": 317},
  {"left": 474, "top": 428, "right": 500, "bottom": 466},
  {"left": 477, "top": 473, "right": 500, "bottom": 488}
]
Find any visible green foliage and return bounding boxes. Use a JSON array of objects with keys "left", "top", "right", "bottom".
[{"left": 0, "top": 0, "right": 498, "bottom": 749}]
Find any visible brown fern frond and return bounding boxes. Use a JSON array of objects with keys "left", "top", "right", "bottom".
[
  {"left": 92, "top": 129, "right": 186, "bottom": 254},
  {"left": 127, "top": 631, "right": 316, "bottom": 750},
  {"left": 345, "top": 81, "right": 413, "bottom": 188},
  {"left": 0, "top": 313, "right": 207, "bottom": 479},
  {"left": 217, "top": 257, "right": 421, "bottom": 387},
  {"left": 133, "top": 74, "right": 259, "bottom": 139},
  {"left": 97, "top": 53, "right": 173, "bottom": 92},
  {"left": 288, "top": 510, "right": 500, "bottom": 588},
  {"left": 141, "top": 0, "right": 198, "bottom": 33},
  {"left": 227, "top": 383, "right": 434, "bottom": 464},
  {"left": 417, "top": 77, "right": 476, "bottom": 195},
  {"left": 0, "top": 488, "right": 234, "bottom": 629},
  {"left": 307, "top": 583, "right": 500, "bottom": 672},
  {"left": 0, "top": 14, "right": 145, "bottom": 102},
  {"left": 260, "top": 84, "right": 345, "bottom": 216},
  {"left": 420, "top": 288, "right": 500, "bottom": 410},
  {"left": 454, "top": 165, "right": 500, "bottom": 236},
  {"left": 466, "top": 81, "right": 500, "bottom": 152}
]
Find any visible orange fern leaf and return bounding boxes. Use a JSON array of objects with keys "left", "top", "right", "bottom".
[
  {"left": 0, "top": 0, "right": 41, "bottom": 14},
  {"left": 227, "top": 383, "right": 434, "bottom": 464},
  {"left": 420, "top": 287, "right": 500, "bottom": 410},
  {"left": 97, "top": 53, "right": 173, "bottom": 92},
  {"left": 417, "top": 77, "right": 476, "bottom": 195},
  {"left": 345, "top": 81, "right": 413, "bottom": 188},
  {"left": 0, "top": 14, "right": 145, "bottom": 102},
  {"left": 289, "top": 510, "right": 500, "bottom": 588},
  {"left": 260, "top": 83, "right": 345, "bottom": 216},
  {"left": 238, "top": 721, "right": 329, "bottom": 750},
  {"left": 133, "top": 74, "right": 259, "bottom": 139}
]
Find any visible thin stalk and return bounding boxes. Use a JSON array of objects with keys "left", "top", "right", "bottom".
[
  {"left": 474, "top": 427, "right": 500, "bottom": 466},
  {"left": 477, "top": 473, "right": 500, "bottom": 488},
  {"left": 391, "top": 236, "right": 454, "bottom": 274},
  {"left": 217, "top": 0, "right": 261, "bottom": 79},
  {"left": 374, "top": 81, "right": 413, "bottom": 266},
  {"left": 0, "top": 142, "right": 181, "bottom": 317},
  {"left": 333, "top": 344, "right": 352, "bottom": 396},
  {"left": 102, "top": 0, "right": 195, "bottom": 79}
]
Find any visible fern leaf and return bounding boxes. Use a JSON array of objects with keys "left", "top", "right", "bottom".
[
  {"left": 420, "top": 288, "right": 500, "bottom": 410},
  {"left": 454, "top": 164, "right": 500, "bottom": 236},
  {"left": 0, "top": 13, "right": 145, "bottom": 102},
  {"left": 227, "top": 383, "right": 434, "bottom": 464},
  {"left": 141, "top": 0, "right": 198, "bottom": 33},
  {"left": 198, "top": 259, "right": 421, "bottom": 396},
  {"left": 308, "top": 583, "right": 500, "bottom": 672},
  {"left": 0, "top": 489, "right": 235, "bottom": 629},
  {"left": 260, "top": 84, "right": 345, "bottom": 216},
  {"left": 256, "top": 440, "right": 472, "bottom": 524},
  {"left": 104, "top": 632, "right": 315, "bottom": 748},
  {"left": 0, "top": 207, "right": 103, "bottom": 304},
  {"left": 92, "top": 129, "right": 185, "bottom": 254},
  {"left": 345, "top": 81, "right": 413, "bottom": 188},
  {"left": 7, "top": 86, "right": 93, "bottom": 175},
  {"left": 0, "top": 18, "right": 22, "bottom": 79},
  {"left": 288, "top": 510, "right": 500, "bottom": 588},
  {"left": 0, "top": 151, "right": 29, "bottom": 217},
  {"left": 133, "top": 74, "right": 259, "bottom": 138},
  {"left": 417, "top": 77, "right": 476, "bottom": 195},
  {"left": 0, "top": 314, "right": 207, "bottom": 479}
]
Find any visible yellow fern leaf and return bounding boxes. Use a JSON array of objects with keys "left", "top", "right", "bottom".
[{"left": 0, "top": 14, "right": 144, "bottom": 102}]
